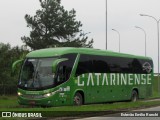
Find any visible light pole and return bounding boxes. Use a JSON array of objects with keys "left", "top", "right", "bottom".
[
  {"left": 135, "top": 26, "right": 147, "bottom": 56},
  {"left": 106, "top": 0, "right": 107, "bottom": 50},
  {"left": 140, "top": 14, "right": 160, "bottom": 93},
  {"left": 112, "top": 29, "right": 120, "bottom": 52}
]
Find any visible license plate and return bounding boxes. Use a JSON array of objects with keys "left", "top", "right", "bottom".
[{"left": 29, "top": 101, "right": 35, "bottom": 105}]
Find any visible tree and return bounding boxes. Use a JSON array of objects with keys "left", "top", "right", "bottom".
[
  {"left": 0, "top": 43, "right": 28, "bottom": 95},
  {"left": 21, "top": 0, "right": 93, "bottom": 50}
]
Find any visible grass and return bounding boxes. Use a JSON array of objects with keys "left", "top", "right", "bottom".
[{"left": 0, "top": 96, "right": 18, "bottom": 108}]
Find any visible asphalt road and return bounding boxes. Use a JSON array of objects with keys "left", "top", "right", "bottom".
[
  {"left": 134, "top": 105, "right": 160, "bottom": 111},
  {"left": 75, "top": 106, "right": 160, "bottom": 120}
]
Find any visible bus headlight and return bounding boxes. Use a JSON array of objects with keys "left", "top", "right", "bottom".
[
  {"left": 43, "top": 93, "right": 51, "bottom": 97},
  {"left": 17, "top": 92, "right": 22, "bottom": 96}
]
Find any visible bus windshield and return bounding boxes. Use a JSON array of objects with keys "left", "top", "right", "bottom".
[
  {"left": 18, "top": 54, "right": 77, "bottom": 90},
  {"left": 19, "top": 57, "right": 57, "bottom": 90}
]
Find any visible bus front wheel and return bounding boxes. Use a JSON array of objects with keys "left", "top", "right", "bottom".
[
  {"left": 74, "top": 92, "right": 83, "bottom": 106},
  {"left": 131, "top": 90, "right": 138, "bottom": 102}
]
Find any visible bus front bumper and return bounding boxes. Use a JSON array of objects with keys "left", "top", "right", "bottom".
[{"left": 18, "top": 96, "right": 55, "bottom": 107}]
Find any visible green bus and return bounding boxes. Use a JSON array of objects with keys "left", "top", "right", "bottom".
[{"left": 12, "top": 47, "right": 153, "bottom": 106}]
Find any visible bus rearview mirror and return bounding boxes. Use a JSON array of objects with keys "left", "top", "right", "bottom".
[
  {"left": 11, "top": 59, "right": 23, "bottom": 76},
  {"left": 52, "top": 58, "right": 68, "bottom": 73}
]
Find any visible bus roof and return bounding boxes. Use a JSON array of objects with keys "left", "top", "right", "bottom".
[{"left": 26, "top": 47, "right": 152, "bottom": 60}]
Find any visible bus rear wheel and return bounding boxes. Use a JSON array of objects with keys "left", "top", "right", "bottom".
[
  {"left": 131, "top": 90, "right": 138, "bottom": 102},
  {"left": 74, "top": 92, "right": 83, "bottom": 106}
]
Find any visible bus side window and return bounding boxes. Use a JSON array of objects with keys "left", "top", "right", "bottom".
[
  {"left": 76, "top": 55, "right": 93, "bottom": 76},
  {"left": 132, "top": 59, "right": 143, "bottom": 73},
  {"left": 92, "top": 56, "right": 110, "bottom": 73},
  {"left": 56, "top": 64, "right": 67, "bottom": 83}
]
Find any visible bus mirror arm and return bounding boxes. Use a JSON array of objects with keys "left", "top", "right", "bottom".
[
  {"left": 52, "top": 58, "right": 68, "bottom": 73},
  {"left": 11, "top": 59, "right": 23, "bottom": 76}
]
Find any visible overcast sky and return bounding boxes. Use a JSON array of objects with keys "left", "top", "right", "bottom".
[{"left": 0, "top": 0, "right": 160, "bottom": 72}]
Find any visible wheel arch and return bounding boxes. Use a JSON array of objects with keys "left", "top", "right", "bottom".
[
  {"left": 132, "top": 88, "right": 139, "bottom": 97},
  {"left": 130, "top": 87, "right": 139, "bottom": 102},
  {"left": 73, "top": 89, "right": 85, "bottom": 104}
]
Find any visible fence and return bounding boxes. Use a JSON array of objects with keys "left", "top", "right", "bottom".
[
  {"left": 0, "top": 84, "right": 17, "bottom": 95},
  {"left": 153, "top": 75, "right": 160, "bottom": 97}
]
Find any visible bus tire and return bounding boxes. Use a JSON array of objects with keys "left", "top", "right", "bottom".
[
  {"left": 131, "top": 90, "right": 138, "bottom": 102},
  {"left": 74, "top": 92, "right": 83, "bottom": 106}
]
